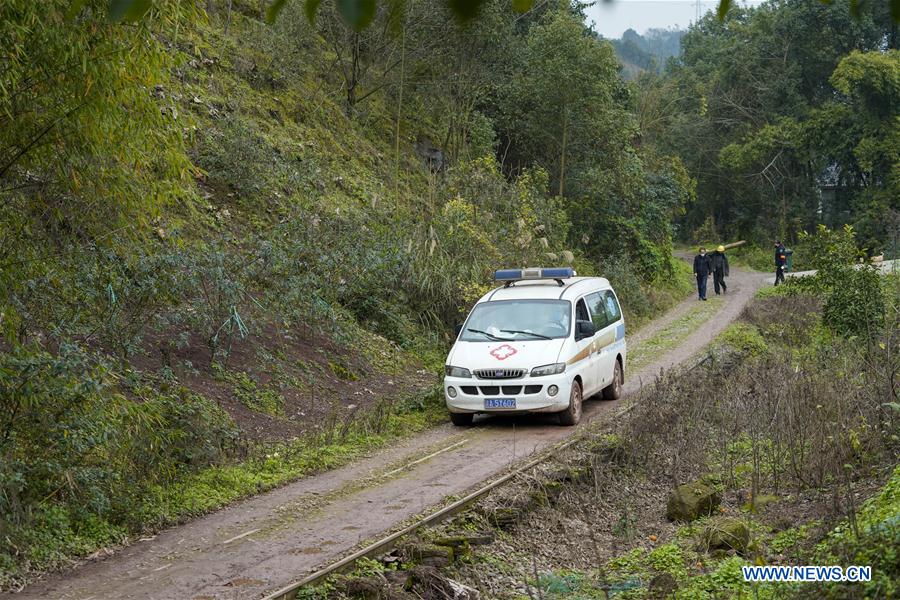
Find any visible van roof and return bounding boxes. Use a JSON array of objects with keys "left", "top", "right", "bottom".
[{"left": 477, "top": 276, "right": 611, "bottom": 304}]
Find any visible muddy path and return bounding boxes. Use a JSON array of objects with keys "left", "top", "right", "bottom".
[{"left": 8, "top": 266, "right": 767, "bottom": 600}]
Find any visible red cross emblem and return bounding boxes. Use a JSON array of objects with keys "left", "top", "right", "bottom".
[{"left": 490, "top": 344, "right": 517, "bottom": 361}]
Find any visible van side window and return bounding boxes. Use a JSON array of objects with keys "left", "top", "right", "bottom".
[
  {"left": 575, "top": 298, "right": 590, "bottom": 322},
  {"left": 604, "top": 290, "right": 622, "bottom": 323},
  {"left": 586, "top": 292, "right": 608, "bottom": 328}
]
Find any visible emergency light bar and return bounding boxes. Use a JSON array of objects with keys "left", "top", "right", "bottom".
[{"left": 493, "top": 267, "right": 576, "bottom": 286}]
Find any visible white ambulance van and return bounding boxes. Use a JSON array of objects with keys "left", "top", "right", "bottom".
[{"left": 444, "top": 267, "right": 626, "bottom": 426}]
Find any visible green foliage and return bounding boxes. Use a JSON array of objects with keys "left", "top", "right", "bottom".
[
  {"left": 691, "top": 216, "right": 719, "bottom": 246},
  {"left": 822, "top": 266, "right": 886, "bottom": 337},
  {"left": 653, "top": 0, "right": 896, "bottom": 247},
  {"left": 792, "top": 225, "right": 886, "bottom": 337},
  {"left": 807, "top": 465, "right": 900, "bottom": 599},
  {"left": 0, "top": 0, "right": 195, "bottom": 244},
  {"left": 0, "top": 345, "right": 242, "bottom": 586},
  {"left": 598, "top": 256, "right": 693, "bottom": 330},
  {"left": 718, "top": 323, "right": 768, "bottom": 357},
  {"left": 217, "top": 368, "right": 285, "bottom": 416},
  {"left": 769, "top": 520, "right": 819, "bottom": 554},
  {"left": 647, "top": 543, "right": 690, "bottom": 579},
  {"left": 677, "top": 556, "right": 779, "bottom": 599},
  {"left": 327, "top": 359, "right": 359, "bottom": 381},
  {"left": 350, "top": 556, "right": 387, "bottom": 577},
  {"left": 816, "top": 50, "right": 900, "bottom": 251},
  {"left": 799, "top": 224, "right": 860, "bottom": 274}
]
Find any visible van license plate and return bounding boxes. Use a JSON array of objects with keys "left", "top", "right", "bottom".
[{"left": 485, "top": 398, "right": 516, "bottom": 409}]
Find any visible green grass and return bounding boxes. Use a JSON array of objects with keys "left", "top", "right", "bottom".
[
  {"left": 715, "top": 323, "right": 768, "bottom": 357},
  {"left": 628, "top": 295, "right": 725, "bottom": 371},
  {"left": 728, "top": 245, "right": 774, "bottom": 272},
  {"left": 132, "top": 398, "right": 446, "bottom": 528}
]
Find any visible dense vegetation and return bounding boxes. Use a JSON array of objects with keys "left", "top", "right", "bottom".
[
  {"left": 639, "top": 0, "right": 899, "bottom": 252},
  {"left": 0, "top": 0, "right": 695, "bottom": 587}
]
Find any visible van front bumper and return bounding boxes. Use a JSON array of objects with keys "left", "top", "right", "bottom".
[{"left": 444, "top": 375, "right": 572, "bottom": 414}]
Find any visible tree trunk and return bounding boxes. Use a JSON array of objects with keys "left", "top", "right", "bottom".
[
  {"left": 224, "top": 0, "right": 232, "bottom": 34},
  {"left": 558, "top": 108, "right": 568, "bottom": 197},
  {"left": 394, "top": 21, "right": 406, "bottom": 192},
  {"left": 346, "top": 33, "right": 361, "bottom": 115}
]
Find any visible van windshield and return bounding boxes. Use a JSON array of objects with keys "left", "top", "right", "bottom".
[{"left": 460, "top": 300, "right": 571, "bottom": 342}]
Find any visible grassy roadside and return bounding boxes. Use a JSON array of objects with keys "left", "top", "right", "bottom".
[
  {"left": 613, "top": 259, "right": 695, "bottom": 332},
  {"left": 628, "top": 295, "right": 724, "bottom": 371},
  {"left": 131, "top": 394, "right": 447, "bottom": 528},
  {"left": 0, "top": 387, "right": 446, "bottom": 590}
]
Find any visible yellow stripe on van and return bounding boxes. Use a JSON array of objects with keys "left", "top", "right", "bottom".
[{"left": 566, "top": 329, "right": 617, "bottom": 365}]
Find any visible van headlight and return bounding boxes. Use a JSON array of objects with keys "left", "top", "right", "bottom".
[
  {"left": 445, "top": 365, "right": 472, "bottom": 378},
  {"left": 531, "top": 363, "right": 566, "bottom": 377}
]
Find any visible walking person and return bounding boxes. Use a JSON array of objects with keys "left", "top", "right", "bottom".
[
  {"left": 693, "top": 247, "right": 712, "bottom": 301},
  {"left": 711, "top": 245, "right": 729, "bottom": 295},
  {"left": 774, "top": 240, "right": 787, "bottom": 286}
]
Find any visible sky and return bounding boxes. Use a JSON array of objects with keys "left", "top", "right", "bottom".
[{"left": 584, "top": 0, "right": 767, "bottom": 39}]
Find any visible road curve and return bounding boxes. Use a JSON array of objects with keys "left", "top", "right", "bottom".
[{"left": 7, "top": 267, "right": 766, "bottom": 600}]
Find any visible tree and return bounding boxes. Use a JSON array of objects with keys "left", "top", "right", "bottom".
[
  {"left": 652, "top": 0, "right": 893, "bottom": 244},
  {"left": 809, "top": 50, "right": 900, "bottom": 251},
  {"left": 106, "top": 0, "right": 900, "bottom": 32},
  {"left": 0, "top": 0, "right": 194, "bottom": 247},
  {"left": 495, "top": 9, "right": 625, "bottom": 196}
]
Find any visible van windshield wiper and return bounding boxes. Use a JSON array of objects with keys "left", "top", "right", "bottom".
[
  {"left": 466, "top": 328, "right": 513, "bottom": 341},
  {"left": 501, "top": 329, "right": 553, "bottom": 340}
]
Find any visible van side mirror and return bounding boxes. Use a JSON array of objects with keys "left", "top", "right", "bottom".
[
  {"left": 453, "top": 324, "right": 463, "bottom": 337},
  {"left": 575, "top": 320, "right": 595, "bottom": 341}
]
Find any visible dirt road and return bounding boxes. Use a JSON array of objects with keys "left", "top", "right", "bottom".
[{"left": 8, "top": 266, "right": 766, "bottom": 600}]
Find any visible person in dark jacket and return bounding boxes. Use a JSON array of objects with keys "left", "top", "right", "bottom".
[
  {"left": 693, "top": 247, "right": 712, "bottom": 300},
  {"left": 774, "top": 240, "right": 787, "bottom": 286},
  {"left": 710, "top": 245, "right": 729, "bottom": 295}
]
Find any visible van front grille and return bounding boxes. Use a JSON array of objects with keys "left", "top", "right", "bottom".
[
  {"left": 479, "top": 386, "right": 500, "bottom": 396},
  {"left": 474, "top": 368, "right": 526, "bottom": 380}
]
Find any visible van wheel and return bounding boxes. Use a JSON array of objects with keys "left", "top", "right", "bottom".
[
  {"left": 558, "top": 381, "right": 582, "bottom": 426},
  {"left": 602, "top": 360, "right": 623, "bottom": 400},
  {"left": 449, "top": 412, "right": 473, "bottom": 426}
]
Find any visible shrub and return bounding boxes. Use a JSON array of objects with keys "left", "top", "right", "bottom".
[
  {"left": 598, "top": 255, "right": 652, "bottom": 323},
  {"left": 718, "top": 323, "right": 768, "bottom": 357},
  {"left": 785, "top": 225, "right": 887, "bottom": 338},
  {"left": 822, "top": 266, "right": 885, "bottom": 337},
  {"left": 741, "top": 294, "right": 821, "bottom": 348},
  {"left": 0, "top": 345, "right": 241, "bottom": 576}
]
